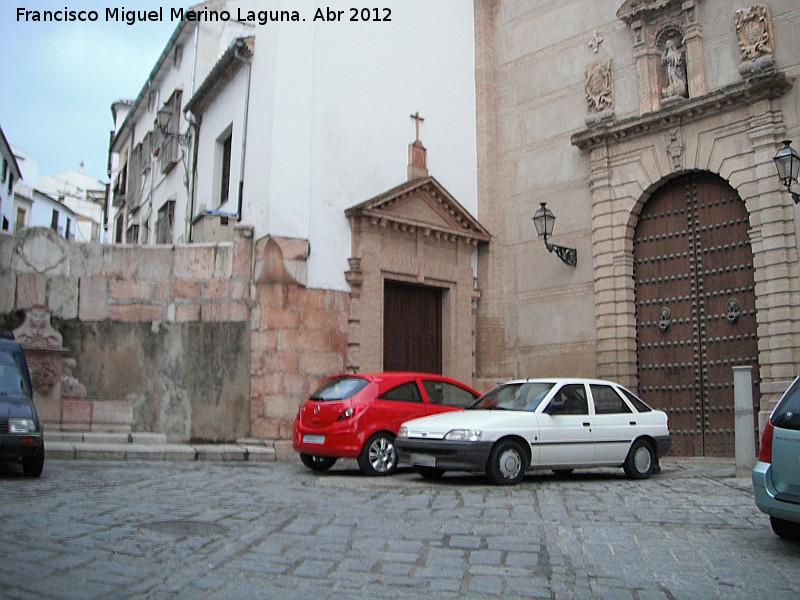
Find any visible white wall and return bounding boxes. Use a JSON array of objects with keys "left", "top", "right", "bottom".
[
  {"left": 193, "top": 65, "right": 249, "bottom": 216},
  {"left": 241, "top": 0, "right": 477, "bottom": 291}
]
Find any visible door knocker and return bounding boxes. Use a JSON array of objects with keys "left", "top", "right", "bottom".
[
  {"left": 727, "top": 299, "right": 740, "bottom": 324},
  {"left": 658, "top": 307, "right": 671, "bottom": 332}
]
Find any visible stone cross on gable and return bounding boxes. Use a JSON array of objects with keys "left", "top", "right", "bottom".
[{"left": 410, "top": 111, "right": 425, "bottom": 143}]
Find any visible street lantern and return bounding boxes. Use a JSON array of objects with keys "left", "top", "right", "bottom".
[
  {"left": 532, "top": 202, "right": 577, "bottom": 267},
  {"left": 773, "top": 140, "right": 800, "bottom": 204},
  {"left": 156, "top": 106, "right": 190, "bottom": 146}
]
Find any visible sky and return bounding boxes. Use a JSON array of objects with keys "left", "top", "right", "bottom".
[{"left": 0, "top": 0, "right": 186, "bottom": 183}]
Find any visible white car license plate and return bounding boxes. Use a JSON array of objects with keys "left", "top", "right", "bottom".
[
  {"left": 410, "top": 454, "right": 436, "bottom": 467},
  {"left": 303, "top": 434, "right": 325, "bottom": 445}
]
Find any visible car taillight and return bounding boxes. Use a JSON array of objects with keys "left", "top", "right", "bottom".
[
  {"left": 336, "top": 405, "right": 364, "bottom": 421},
  {"left": 758, "top": 419, "right": 774, "bottom": 463}
]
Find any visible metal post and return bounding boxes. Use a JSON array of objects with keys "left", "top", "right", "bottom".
[{"left": 733, "top": 366, "right": 755, "bottom": 478}]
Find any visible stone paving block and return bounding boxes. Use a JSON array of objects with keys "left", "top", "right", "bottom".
[
  {"left": 274, "top": 440, "right": 300, "bottom": 462},
  {"left": 130, "top": 432, "right": 168, "bottom": 444},
  {"left": 163, "top": 445, "right": 199, "bottom": 461},
  {"left": 194, "top": 444, "right": 246, "bottom": 461},
  {"left": 243, "top": 445, "right": 276, "bottom": 462},
  {"left": 43, "top": 441, "right": 76, "bottom": 458},
  {"left": 44, "top": 431, "right": 83, "bottom": 442},
  {"left": 125, "top": 445, "right": 166, "bottom": 461},
  {"left": 74, "top": 443, "right": 127, "bottom": 460},
  {"left": 82, "top": 432, "right": 129, "bottom": 444}
]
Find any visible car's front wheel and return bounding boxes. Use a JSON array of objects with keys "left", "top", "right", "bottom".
[
  {"left": 770, "top": 516, "right": 800, "bottom": 541},
  {"left": 486, "top": 440, "right": 526, "bottom": 485},
  {"left": 299, "top": 453, "right": 337, "bottom": 472},
  {"left": 358, "top": 432, "right": 397, "bottom": 476},
  {"left": 623, "top": 439, "right": 655, "bottom": 479},
  {"left": 22, "top": 447, "right": 44, "bottom": 478}
]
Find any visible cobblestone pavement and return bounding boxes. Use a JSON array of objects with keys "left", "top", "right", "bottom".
[{"left": 0, "top": 457, "right": 797, "bottom": 599}]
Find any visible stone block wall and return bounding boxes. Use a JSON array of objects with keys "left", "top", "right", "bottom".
[{"left": 0, "top": 226, "right": 348, "bottom": 443}]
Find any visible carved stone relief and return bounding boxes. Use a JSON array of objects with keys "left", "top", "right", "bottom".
[
  {"left": 735, "top": 5, "right": 775, "bottom": 77},
  {"left": 666, "top": 128, "right": 685, "bottom": 171},
  {"left": 585, "top": 60, "right": 615, "bottom": 126}
]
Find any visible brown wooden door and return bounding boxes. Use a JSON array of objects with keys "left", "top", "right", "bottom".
[
  {"left": 383, "top": 282, "right": 442, "bottom": 374},
  {"left": 634, "top": 173, "right": 760, "bottom": 457}
]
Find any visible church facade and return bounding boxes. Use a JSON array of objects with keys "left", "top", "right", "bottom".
[{"left": 473, "top": 0, "right": 799, "bottom": 456}]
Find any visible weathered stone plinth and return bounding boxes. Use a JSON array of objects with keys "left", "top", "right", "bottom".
[{"left": 13, "top": 306, "right": 132, "bottom": 432}]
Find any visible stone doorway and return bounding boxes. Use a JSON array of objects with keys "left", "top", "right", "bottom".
[{"left": 633, "top": 172, "right": 760, "bottom": 457}]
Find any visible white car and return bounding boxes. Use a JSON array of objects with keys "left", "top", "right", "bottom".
[{"left": 395, "top": 378, "right": 671, "bottom": 485}]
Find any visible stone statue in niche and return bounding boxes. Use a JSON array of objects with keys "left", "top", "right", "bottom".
[{"left": 661, "top": 36, "right": 688, "bottom": 100}]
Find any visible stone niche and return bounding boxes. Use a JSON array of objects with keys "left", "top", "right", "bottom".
[{"left": 14, "top": 306, "right": 132, "bottom": 432}]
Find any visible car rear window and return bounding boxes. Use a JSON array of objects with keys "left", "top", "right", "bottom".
[
  {"left": 380, "top": 382, "right": 422, "bottom": 403},
  {"left": 773, "top": 377, "right": 800, "bottom": 431},
  {"left": 618, "top": 387, "right": 653, "bottom": 413},
  {"left": 309, "top": 377, "right": 369, "bottom": 401}
]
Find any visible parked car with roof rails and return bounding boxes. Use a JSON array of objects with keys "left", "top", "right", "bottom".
[
  {"left": 752, "top": 375, "right": 800, "bottom": 540},
  {"left": 396, "top": 377, "right": 671, "bottom": 485},
  {"left": 293, "top": 372, "right": 480, "bottom": 476},
  {"left": 0, "top": 349, "right": 45, "bottom": 477},
  {"left": 0, "top": 332, "right": 33, "bottom": 398}
]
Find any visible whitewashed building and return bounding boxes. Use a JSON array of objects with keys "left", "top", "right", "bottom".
[
  {"left": 0, "top": 126, "right": 22, "bottom": 232},
  {"left": 35, "top": 167, "right": 107, "bottom": 243},
  {"left": 13, "top": 183, "right": 78, "bottom": 239}
]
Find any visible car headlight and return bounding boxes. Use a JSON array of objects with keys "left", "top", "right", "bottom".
[
  {"left": 397, "top": 426, "right": 408, "bottom": 439},
  {"left": 445, "top": 429, "right": 482, "bottom": 442},
  {"left": 8, "top": 418, "right": 37, "bottom": 433}
]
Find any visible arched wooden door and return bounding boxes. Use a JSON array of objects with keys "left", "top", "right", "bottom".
[{"left": 633, "top": 173, "right": 760, "bottom": 457}]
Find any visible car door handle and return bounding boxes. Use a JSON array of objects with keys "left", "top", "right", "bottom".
[
  {"left": 630, "top": 421, "right": 637, "bottom": 426},
  {"left": 583, "top": 422, "right": 591, "bottom": 427}
]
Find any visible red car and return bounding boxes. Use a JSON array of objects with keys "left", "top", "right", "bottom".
[{"left": 293, "top": 372, "right": 480, "bottom": 476}]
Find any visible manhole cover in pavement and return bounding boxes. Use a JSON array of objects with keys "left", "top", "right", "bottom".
[{"left": 142, "top": 520, "right": 229, "bottom": 537}]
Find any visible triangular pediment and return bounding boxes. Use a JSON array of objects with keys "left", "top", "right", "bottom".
[{"left": 345, "top": 177, "right": 490, "bottom": 243}]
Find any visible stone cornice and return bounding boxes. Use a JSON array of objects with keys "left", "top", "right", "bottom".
[{"left": 571, "top": 71, "right": 793, "bottom": 153}]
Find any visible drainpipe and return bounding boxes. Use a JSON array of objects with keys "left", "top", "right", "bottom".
[
  {"left": 187, "top": 114, "right": 201, "bottom": 243},
  {"left": 234, "top": 40, "right": 252, "bottom": 222},
  {"left": 185, "top": 24, "right": 200, "bottom": 243}
]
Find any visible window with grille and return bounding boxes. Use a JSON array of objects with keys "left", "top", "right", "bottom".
[{"left": 156, "top": 200, "right": 175, "bottom": 244}]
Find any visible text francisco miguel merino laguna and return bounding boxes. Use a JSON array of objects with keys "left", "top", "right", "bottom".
[{"left": 16, "top": 6, "right": 312, "bottom": 26}]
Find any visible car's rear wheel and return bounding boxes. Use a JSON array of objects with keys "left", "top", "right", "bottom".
[
  {"left": 358, "top": 432, "right": 397, "bottom": 476},
  {"left": 22, "top": 447, "right": 44, "bottom": 478},
  {"left": 770, "top": 516, "right": 800, "bottom": 541},
  {"left": 299, "top": 453, "right": 337, "bottom": 472},
  {"left": 623, "top": 439, "right": 655, "bottom": 479},
  {"left": 413, "top": 466, "right": 446, "bottom": 479},
  {"left": 486, "top": 440, "right": 526, "bottom": 485}
]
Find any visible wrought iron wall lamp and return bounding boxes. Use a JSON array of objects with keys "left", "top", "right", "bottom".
[
  {"left": 157, "top": 106, "right": 191, "bottom": 146},
  {"left": 532, "top": 202, "right": 577, "bottom": 267},
  {"left": 773, "top": 140, "right": 800, "bottom": 204}
]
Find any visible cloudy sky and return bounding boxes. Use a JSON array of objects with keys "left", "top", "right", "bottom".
[{"left": 1, "top": 0, "right": 185, "bottom": 182}]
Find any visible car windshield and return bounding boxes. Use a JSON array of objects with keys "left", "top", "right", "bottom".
[
  {"left": 309, "top": 376, "right": 369, "bottom": 401},
  {"left": 773, "top": 377, "right": 800, "bottom": 431},
  {"left": 468, "top": 382, "right": 554, "bottom": 411},
  {"left": 0, "top": 363, "right": 26, "bottom": 395}
]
